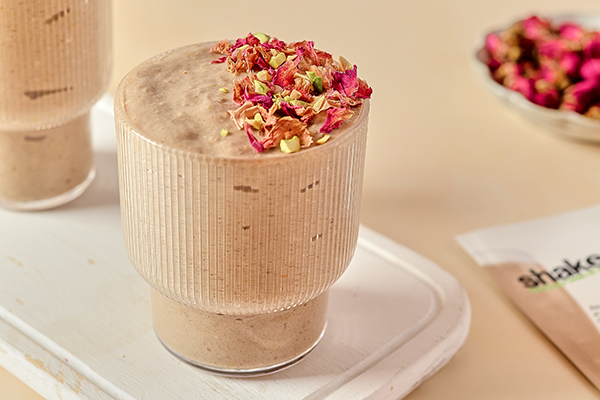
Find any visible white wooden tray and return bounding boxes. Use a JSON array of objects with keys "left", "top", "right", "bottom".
[{"left": 0, "top": 97, "right": 471, "bottom": 400}]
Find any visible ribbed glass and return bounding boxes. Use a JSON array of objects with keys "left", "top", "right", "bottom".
[
  {"left": 0, "top": 0, "right": 111, "bottom": 209},
  {"left": 115, "top": 97, "right": 369, "bottom": 316}
]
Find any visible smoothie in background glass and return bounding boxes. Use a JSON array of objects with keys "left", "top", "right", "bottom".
[
  {"left": 115, "top": 35, "right": 371, "bottom": 375},
  {"left": 0, "top": 0, "right": 111, "bottom": 210}
]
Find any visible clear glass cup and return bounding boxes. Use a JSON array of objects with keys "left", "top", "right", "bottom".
[
  {"left": 114, "top": 44, "right": 369, "bottom": 376},
  {"left": 0, "top": 0, "right": 112, "bottom": 210}
]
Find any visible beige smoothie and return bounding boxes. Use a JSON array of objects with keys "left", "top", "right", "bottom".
[
  {"left": 115, "top": 37, "right": 370, "bottom": 374},
  {"left": 0, "top": 0, "right": 111, "bottom": 209}
]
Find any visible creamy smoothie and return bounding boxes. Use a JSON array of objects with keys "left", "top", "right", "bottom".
[
  {"left": 115, "top": 36, "right": 371, "bottom": 374},
  {"left": 0, "top": 0, "right": 111, "bottom": 209}
]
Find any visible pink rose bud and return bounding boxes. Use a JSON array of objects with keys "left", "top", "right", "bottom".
[
  {"left": 485, "top": 32, "right": 508, "bottom": 60},
  {"left": 581, "top": 59, "right": 600, "bottom": 80},
  {"left": 559, "top": 22, "right": 585, "bottom": 41},
  {"left": 560, "top": 79, "right": 600, "bottom": 113},
  {"left": 584, "top": 33, "right": 600, "bottom": 59},
  {"left": 522, "top": 16, "right": 552, "bottom": 40},
  {"left": 559, "top": 52, "right": 582, "bottom": 78},
  {"left": 539, "top": 62, "right": 569, "bottom": 89},
  {"left": 532, "top": 88, "right": 560, "bottom": 109},
  {"left": 506, "top": 75, "right": 535, "bottom": 100},
  {"left": 493, "top": 62, "right": 521, "bottom": 83},
  {"left": 539, "top": 39, "right": 566, "bottom": 59}
]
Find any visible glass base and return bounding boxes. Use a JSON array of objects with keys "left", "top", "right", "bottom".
[
  {"left": 156, "top": 322, "right": 327, "bottom": 377},
  {"left": 151, "top": 290, "right": 329, "bottom": 376},
  {"left": 0, "top": 166, "right": 95, "bottom": 211}
]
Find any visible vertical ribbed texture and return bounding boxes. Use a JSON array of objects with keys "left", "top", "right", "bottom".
[
  {"left": 0, "top": 0, "right": 112, "bottom": 131},
  {"left": 116, "top": 102, "right": 369, "bottom": 316}
]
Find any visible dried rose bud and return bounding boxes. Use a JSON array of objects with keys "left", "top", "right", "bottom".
[
  {"left": 585, "top": 102, "right": 600, "bottom": 119},
  {"left": 532, "top": 84, "right": 560, "bottom": 108},
  {"left": 522, "top": 16, "right": 552, "bottom": 40},
  {"left": 485, "top": 32, "right": 509, "bottom": 61},
  {"left": 539, "top": 39, "right": 567, "bottom": 59},
  {"left": 521, "top": 60, "right": 539, "bottom": 78},
  {"left": 559, "top": 52, "right": 582, "bottom": 78},
  {"left": 539, "top": 62, "right": 570, "bottom": 90},
  {"left": 493, "top": 62, "right": 520, "bottom": 84},
  {"left": 505, "top": 75, "right": 535, "bottom": 100},
  {"left": 560, "top": 79, "right": 600, "bottom": 113},
  {"left": 580, "top": 59, "right": 600, "bottom": 80},
  {"left": 584, "top": 33, "right": 600, "bottom": 59},
  {"left": 559, "top": 22, "right": 585, "bottom": 41}
]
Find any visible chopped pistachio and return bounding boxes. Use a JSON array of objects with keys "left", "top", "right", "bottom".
[
  {"left": 290, "top": 100, "right": 310, "bottom": 107},
  {"left": 245, "top": 113, "right": 264, "bottom": 130},
  {"left": 280, "top": 136, "right": 301, "bottom": 153},
  {"left": 284, "top": 95, "right": 293, "bottom": 102},
  {"left": 290, "top": 90, "right": 302, "bottom": 100},
  {"left": 311, "top": 94, "right": 328, "bottom": 113},
  {"left": 220, "top": 129, "right": 229, "bottom": 137},
  {"left": 219, "top": 87, "right": 229, "bottom": 93},
  {"left": 254, "top": 80, "right": 269, "bottom": 94},
  {"left": 312, "top": 76, "right": 323, "bottom": 93},
  {"left": 253, "top": 32, "right": 270, "bottom": 43},
  {"left": 339, "top": 56, "right": 352, "bottom": 71},
  {"left": 316, "top": 134, "right": 330, "bottom": 144},
  {"left": 269, "top": 52, "right": 286, "bottom": 69},
  {"left": 256, "top": 70, "right": 270, "bottom": 81}
]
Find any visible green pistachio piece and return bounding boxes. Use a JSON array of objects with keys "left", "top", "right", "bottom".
[
  {"left": 316, "top": 134, "right": 330, "bottom": 144},
  {"left": 290, "top": 100, "right": 310, "bottom": 107},
  {"left": 245, "top": 113, "right": 264, "bottom": 130},
  {"left": 290, "top": 90, "right": 302, "bottom": 100},
  {"left": 269, "top": 52, "right": 286, "bottom": 69},
  {"left": 219, "top": 87, "right": 229, "bottom": 93},
  {"left": 220, "top": 129, "right": 229, "bottom": 137},
  {"left": 280, "top": 136, "right": 301, "bottom": 153},
  {"left": 256, "top": 70, "right": 270, "bottom": 81},
  {"left": 253, "top": 32, "right": 270, "bottom": 44},
  {"left": 312, "top": 76, "right": 323, "bottom": 93},
  {"left": 254, "top": 80, "right": 269, "bottom": 94}
]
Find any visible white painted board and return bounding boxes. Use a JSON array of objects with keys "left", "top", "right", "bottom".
[{"left": 0, "top": 97, "right": 471, "bottom": 400}]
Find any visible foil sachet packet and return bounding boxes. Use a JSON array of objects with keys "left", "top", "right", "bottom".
[{"left": 456, "top": 205, "right": 600, "bottom": 389}]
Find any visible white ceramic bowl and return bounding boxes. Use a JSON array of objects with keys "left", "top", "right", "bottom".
[{"left": 474, "top": 15, "right": 600, "bottom": 142}]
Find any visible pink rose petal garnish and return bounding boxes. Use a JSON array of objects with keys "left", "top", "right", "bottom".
[{"left": 320, "top": 107, "right": 354, "bottom": 133}]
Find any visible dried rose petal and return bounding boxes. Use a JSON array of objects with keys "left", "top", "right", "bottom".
[
  {"left": 355, "top": 78, "right": 373, "bottom": 99},
  {"left": 320, "top": 107, "right": 354, "bottom": 133},
  {"left": 210, "top": 39, "right": 232, "bottom": 55},
  {"left": 273, "top": 61, "right": 300, "bottom": 87},
  {"left": 228, "top": 102, "right": 262, "bottom": 130},
  {"left": 260, "top": 116, "right": 312, "bottom": 149},
  {"left": 211, "top": 56, "right": 227, "bottom": 64},
  {"left": 244, "top": 122, "right": 264, "bottom": 152},
  {"left": 332, "top": 65, "right": 359, "bottom": 97}
]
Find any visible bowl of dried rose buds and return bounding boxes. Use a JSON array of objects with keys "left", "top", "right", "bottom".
[{"left": 476, "top": 15, "right": 600, "bottom": 142}]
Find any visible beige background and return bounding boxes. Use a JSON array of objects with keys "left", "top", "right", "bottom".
[{"left": 4, "top": 0, "right": 600, "bottom": 398}]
